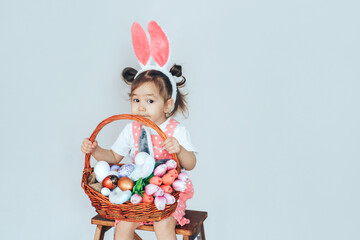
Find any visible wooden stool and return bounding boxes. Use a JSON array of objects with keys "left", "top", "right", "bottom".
[{"left": 91, "top": 209, "right": 207, "bottom": 240}]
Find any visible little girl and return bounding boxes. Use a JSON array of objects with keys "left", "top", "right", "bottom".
[{"left": 81, "top": 63, "right": 197, "bottom": 240}]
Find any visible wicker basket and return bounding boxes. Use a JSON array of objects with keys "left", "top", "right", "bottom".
[{"left": 81, "top": 114, "right": 181, "bottom": 222}]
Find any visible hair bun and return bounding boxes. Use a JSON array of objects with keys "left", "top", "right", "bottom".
[
  {"left": 170, "top": 64, "right": 186, "bottom": 87},
  {"left": 169, "top": 64, "right": 182, "bottom": 77},
  {"left": 122, "top": 67, "right": 138, "bottom": 84}
]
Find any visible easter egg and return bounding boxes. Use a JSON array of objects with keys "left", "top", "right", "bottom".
[
  {"left": 101, "top": 187, "right": 111, "bottom": 196},
  {"left": 102, "top": 175, "right": 119, "bottom": 190},
  {"left": 110, "top": 165, "right": 121, "bottom": 172},
  {"left": 118, "top": 164, "right": 135, "bottom": 177},
  {"left": 94, "top": 161, "right": 110, "bottom": 183},
  {"left": 118, "top": 177, "right": 134, "bottom": 191}
]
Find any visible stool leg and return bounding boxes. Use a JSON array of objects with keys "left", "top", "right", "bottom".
[
  {"left": 200, "top": 223, "right": 206, "bottom": 240},
  {"left": 94, "top": 225, "right": 111, "bottom": 240},
  {"left": 134, "top": 232, "right": 142, "bottom": 240},
  {"left": 183, "top": 225, "right": 205, "bottom": 240}
]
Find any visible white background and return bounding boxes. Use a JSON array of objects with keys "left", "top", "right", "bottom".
[{"left": 1, "top": 0, "right": 359, "bottom": 239}]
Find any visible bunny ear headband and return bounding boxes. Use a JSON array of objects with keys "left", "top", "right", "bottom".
[{"left": 131, "top": 21, "right": 178, "bottom": 108}]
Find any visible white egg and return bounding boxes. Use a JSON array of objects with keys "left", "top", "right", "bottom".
[
  {"left": 94, "top": 161, "right": 110, "bottom": 182},
  {"left": 101, "top": 187, "right": 111, "bottom": 196}
]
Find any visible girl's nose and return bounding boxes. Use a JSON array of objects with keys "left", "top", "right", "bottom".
[{"left": 138, "top": 103, "right": 145, "bottom": 111}]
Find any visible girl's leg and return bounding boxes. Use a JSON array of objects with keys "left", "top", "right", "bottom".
[
  {"left": 153, "top": 216, "right": 177, "bottom": 240},
  {"left": 114, "top": 221, "right": 140, "bottom": 240}
]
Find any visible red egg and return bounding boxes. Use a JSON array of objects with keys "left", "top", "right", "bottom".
[
  {"left": 118, "top": 177, "right": 134, "bottom": 191},
  {"left": 102, "top": 175, "right": 119, "bottom": 190}
]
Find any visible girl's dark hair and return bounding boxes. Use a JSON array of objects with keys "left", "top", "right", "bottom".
[{"left": 122, "top": 64, "right": 188, "bottom": 117}]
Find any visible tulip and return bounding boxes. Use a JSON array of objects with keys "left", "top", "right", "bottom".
[
  {"left": 154, "top": 164, "right": 167, "bottom": 177},
  {"left": 172, "top": 180, "right": 187, "bottom": 192},
  {"left": 154, "top": 196, "right": 166, "bottom": 210},
  {"left": 165, "top": 160, "right": 177, "bottom": 170},
  {"left": 153, "top": 188, "right": 164, "bottom": 197},
  {"left": 160, "top": 185, "right": 173, "bottom": 194},
  {"left": 162, "top": 171, "right": 177, "bottom": 185},
  {"left": 178, "top": 172, "right": 190, "bottom": 182},
  {"left": 130, "top": 194, "right": 142, "bottom": 204},
  {"left": 142, "top": 193, "right": 154, "bottom": 203},
  {"left": 149, "top": 176, "right": 163, "bottom": 186},
  {"left": 145, "top": 184, "right": 160, "bottom": 196},
  {"left": 167, "top": 169, "right": 178, "bottom": 178},
  {"left": 163, "top": 193, "right": 176, "bottom": 205}
]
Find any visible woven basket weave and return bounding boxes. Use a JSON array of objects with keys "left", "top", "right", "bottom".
[{"left": 81, "top": 114, "right": 181, "bottom": 222}]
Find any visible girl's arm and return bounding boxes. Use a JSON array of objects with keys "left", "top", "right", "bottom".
[
  {"left": 177, "top": 146, "right": 197, "bottom": 170},
  {"left": 162, "top": 137, "right": 197, "bottom": 170},
  {"left": 81, "top": 138, "right": 124, "bottom": 164},
  {"left": 92, "top": 145, "right": 124, "bottom": 164}
]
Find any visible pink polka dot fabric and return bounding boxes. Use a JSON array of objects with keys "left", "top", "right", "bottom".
[
  {"left": 132, "top": 118, "right": 179, "bottom": 159},
  {"left": 171, "top": 179, "right": 194, "bottom": 226}
]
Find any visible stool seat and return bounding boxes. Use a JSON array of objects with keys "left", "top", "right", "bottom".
[{"left": 91, "top": 209, "right": 207, "bottom": 240}]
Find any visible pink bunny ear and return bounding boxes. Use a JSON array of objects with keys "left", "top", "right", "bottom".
[
  {"left": 131, "top": 22, "right": 150, "bottom": 66},
  {"left": 148, "top": 21, "right": 170, "bottom": 67}
]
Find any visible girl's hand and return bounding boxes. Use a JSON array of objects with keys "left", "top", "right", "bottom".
[
  {"left": 162, "top": 137, "right": 182, "bottom": 154},
  {"left": 81, "top": 138, "right": 98, "bottom": 154}
]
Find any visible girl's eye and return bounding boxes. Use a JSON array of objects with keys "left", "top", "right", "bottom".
[
  {"left": 147, "top": 99, "right": 154, "bottom": 103},
  {"left": 133, "top": 98, "right": 139, "bottom": 103}
]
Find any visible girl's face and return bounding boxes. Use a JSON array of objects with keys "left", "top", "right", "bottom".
[{"left": 131, "top": 82, "right": 173, "bottom": 125}]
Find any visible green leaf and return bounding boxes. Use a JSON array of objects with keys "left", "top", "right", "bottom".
[
  {"left": 143, "top": 173, "right": 154, "bottom": 185},
  {"left": 131, "top": 173, "right": 155, "bottom": 196}
]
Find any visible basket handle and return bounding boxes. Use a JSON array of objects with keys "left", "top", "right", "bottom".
[{"left": 84, "top": 114, "right": 181, "bottom": 173}]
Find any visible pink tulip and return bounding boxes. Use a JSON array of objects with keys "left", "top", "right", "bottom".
[
  {"left": 145, "top": 184, "right": 160, "bottom": 195},
  {"left": 178, "top": 172, "right": 190, "bottom": 182},
  {"left": 130, "top": 194, "right": 142, "bottom": 204},
  {"left": 172, "top": 180, "right": 187, "bottom": 192},
  {"left": 163, "top": 193, "right": 175, "bottom": 205},
  {"left": 165, "top": 160, "right": 177, "bottom": 170},
  {"left": 154, "top": 164, "right": 167, "bottom": 177},
  {"left": 154, "top": 196, "right": 166, "bottom": 210},
  {"left": 153, "top": 188, "right": 164, "bottom": 197}
]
